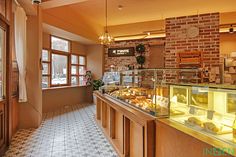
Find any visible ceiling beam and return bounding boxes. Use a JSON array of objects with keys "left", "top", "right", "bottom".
[
  {"left": 40, "top": 0, "right": 88, "bottom": 9},
  {"left": 17, "top": 0, "right": 37, "bottom": 15}
]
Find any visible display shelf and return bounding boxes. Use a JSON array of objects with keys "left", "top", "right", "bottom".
[
  {"left": 224, "top": 55, "right": 236, "bottom": 84},
  {"left": 177, "top": 51, "right": 204, "bottom": 83}
]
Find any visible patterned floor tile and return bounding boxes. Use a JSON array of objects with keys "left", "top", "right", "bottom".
[{"left": 4, "top": 104, "right": 118, "bottom": 157}]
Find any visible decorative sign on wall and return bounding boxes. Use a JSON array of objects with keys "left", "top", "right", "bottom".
[{"left": 108, "top": 47, "right": 135, "bottom": 57}]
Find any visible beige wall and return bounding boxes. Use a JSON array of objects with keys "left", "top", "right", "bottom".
[
  {"left": 86, "top": 44, "right": 104, "bottom": 80},
  {"left": 220, "top": 33, "right": 236, "bottom": 55},
  {"left": 43, "top": 32, "right": 87, "bottom": 55},
  {"left": 43, "top": 86, "right": 92, "bottom": 113},
  {"left": 19, "top": 9, "right": 43, "bottom": 129}
]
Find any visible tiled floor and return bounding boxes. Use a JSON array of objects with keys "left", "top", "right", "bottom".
[{"left": 4, "top": 104, "right": 118, "bottom": 157}]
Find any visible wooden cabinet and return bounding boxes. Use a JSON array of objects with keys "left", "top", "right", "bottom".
[
  {"left": 0, "top": 101, "right": 7, "bottom": 155},
  {"left": 94, "top": 91, "right": 155, "bottom": 157},
  {"left": 129, "top": 120, "right": 143, "bottom": 157},
  {"left": 156, "top": 120, "right": 234, "bottom": 157}
]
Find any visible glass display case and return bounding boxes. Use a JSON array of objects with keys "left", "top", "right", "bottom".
[
  {"left": 100, "top": 72, "right": 121, "bottom": 94},
  {"left": 170, "top": 83, "right": 236, "bottom": 146},
  {"left": 101, "top": 68, "right": 199, "bottom": 117},
  {"left": 102, "top": 72, "right": 121, "bottom": 85}
]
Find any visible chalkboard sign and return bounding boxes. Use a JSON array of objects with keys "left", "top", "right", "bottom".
[{"left": 108, "top": 47, "right": 135, "bottom": 57}]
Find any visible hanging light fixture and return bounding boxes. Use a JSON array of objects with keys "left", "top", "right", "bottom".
[{"left": 99, "top": 0, "right": 114, "bottom": 45}]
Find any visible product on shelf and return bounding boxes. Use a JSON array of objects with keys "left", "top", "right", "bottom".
[
  {"left": 187, "top": 117, "right": 203, "bottom": 127},
  {"left": 170, "top": 109, "right": 185, "bottom": 115},
  {"left": 108, "top": 87, "right": 168, "bottom": 115},
  {"left": 203, "top": 122, "right": 222, "bottom": 134}
]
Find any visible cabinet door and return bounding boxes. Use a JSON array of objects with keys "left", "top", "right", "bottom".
[{"left": 0, "top": 102, "right": 5, "bottom": 147}]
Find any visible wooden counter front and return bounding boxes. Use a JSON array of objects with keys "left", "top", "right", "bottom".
[
  {"left": 156, "top": 119, "right": 235, "bottom": 157},
  {"left": 94, "top": 91, "right": 156, "bottom": 157}
]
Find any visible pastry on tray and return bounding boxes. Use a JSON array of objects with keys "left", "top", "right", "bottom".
[
  {"left": 170, "top": 109, "right": 185, "bottom": 116},
  {"left": 187, "top": 117, "right": 203, "bottom": 127},
  {"left": 203, "top": 122, "right": 222, "bottom": 133}
]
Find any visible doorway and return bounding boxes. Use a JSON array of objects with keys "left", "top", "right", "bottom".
[{"left": 0, "top": 18, "right": 8, "bottom": 155}]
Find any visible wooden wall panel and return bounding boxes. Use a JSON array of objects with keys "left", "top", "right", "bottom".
[
  {"left": 156, "top": 121, "right": 233, "bottom": 157},
  {"left": 101, "top": 102, "right": 107, "bottom": 128},
  {"left": 130, "top": 120, "right": 144, "bottom": 157},
  {"left": 95, "top": 97, "right": 101, "bottom": 120},
  {"left": 11, "top": 97, "right": 18, "bottom": 136},
  {"left": 0, "top": 0, "right": 6, "bottom": 18},
  {"left": 105, "top": 104, "right": 110, "bottom": 133},
  {"left": 114, "top": 111, "right": 123, "bottom": 153}
]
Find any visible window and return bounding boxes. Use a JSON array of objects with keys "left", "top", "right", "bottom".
[
  {"left": 70, "top": 55, "right": 86, "bottom": 86},
  {"left": 51, "top": 36, "right": 70, "bottom": 52},
  {"left": 42, "top": 36, "right": 87, "bottom": 88},
  {"left": 0, "top": 26, "right": 6, "bottom": 98},
  {"left": 42, "top": 49, "right": 50, "bottom": 88},
  {"left": 51, "top": 54, "right": 68, "bottom": 85}
]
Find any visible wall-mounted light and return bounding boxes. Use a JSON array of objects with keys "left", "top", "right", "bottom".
[{"left": 229, "top": 25, "right": 234, "bottom": 33}]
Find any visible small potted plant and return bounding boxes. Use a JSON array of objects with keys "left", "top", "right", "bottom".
[
  {"left": 135, "top": 44, "right": 146, "bottom": 69},
  {"left": 93, "top": 79, "right": 104, "bottom": 91},
  {"left": 136, "top": 55, "right": 146, "bottom": 69},
  {"left": 92, "top": 79, "right": 104, "bottom": 103}
]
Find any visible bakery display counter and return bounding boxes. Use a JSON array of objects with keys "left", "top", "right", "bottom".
[
  {"left": 166, "top": 83, "right": 236, "bottom": 157},
  {"left": 100, "top": 69, "right": 200, "bottom": 118},
  {"left": 98, "top": 69, "right": 236, "bottom": 157},
  {"left": 94, "top": 91, "right": 155, "bottom": 157}
]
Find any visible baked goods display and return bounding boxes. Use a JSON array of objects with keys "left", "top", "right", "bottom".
[
  {"left": 170, "top": 109, "right": 185, "bottom": 116},
  {"left": 108, "top": 87, "right": 168, "bottom": 114},
  {"left": 100, "top": 85, "right": 120, "bottom": 94},
  {"left": 183, "top": 116, "right": 226, "bottom": 134},
  {"left": 172, "top": 87, "right": 187, "bottom": 104},
  {"left": 203, "top": 122, "right": 222, "bottom": 134},
  {"left": 187, "top": 117, "right": 203, "bottom": 127},
  {"left": 191, "top": 93, "right": 208, "bottom": 108}
]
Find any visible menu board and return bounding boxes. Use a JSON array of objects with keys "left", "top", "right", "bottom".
[{"left": 108, "top": 47, "right": 135, "bottom": 57}]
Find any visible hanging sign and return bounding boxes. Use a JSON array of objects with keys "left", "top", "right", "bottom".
[{"left": 108, "top": 47, "right": 135, "bottom": 57}]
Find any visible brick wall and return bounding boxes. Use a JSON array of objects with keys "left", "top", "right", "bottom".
[
  {"left": 104, "top": 38, "right": 165, "bottom": 71},
  {"left": 165, "top": 13, "right": 220, "bottom": 68}
]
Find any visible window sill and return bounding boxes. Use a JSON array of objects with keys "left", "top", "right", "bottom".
[{"left": 42, "top": 85, "right": 90, "bottom": 91}]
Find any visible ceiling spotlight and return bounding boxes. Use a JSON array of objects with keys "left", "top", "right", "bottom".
[
  {"left": 118, "top": 5, "right": 123, "bottom": 10},
  {"left": 147, "top": 32, "right": 151, "bottom": 36},
  {"left": 229, "top": 25, "right": 234, "bottom": 33}
]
